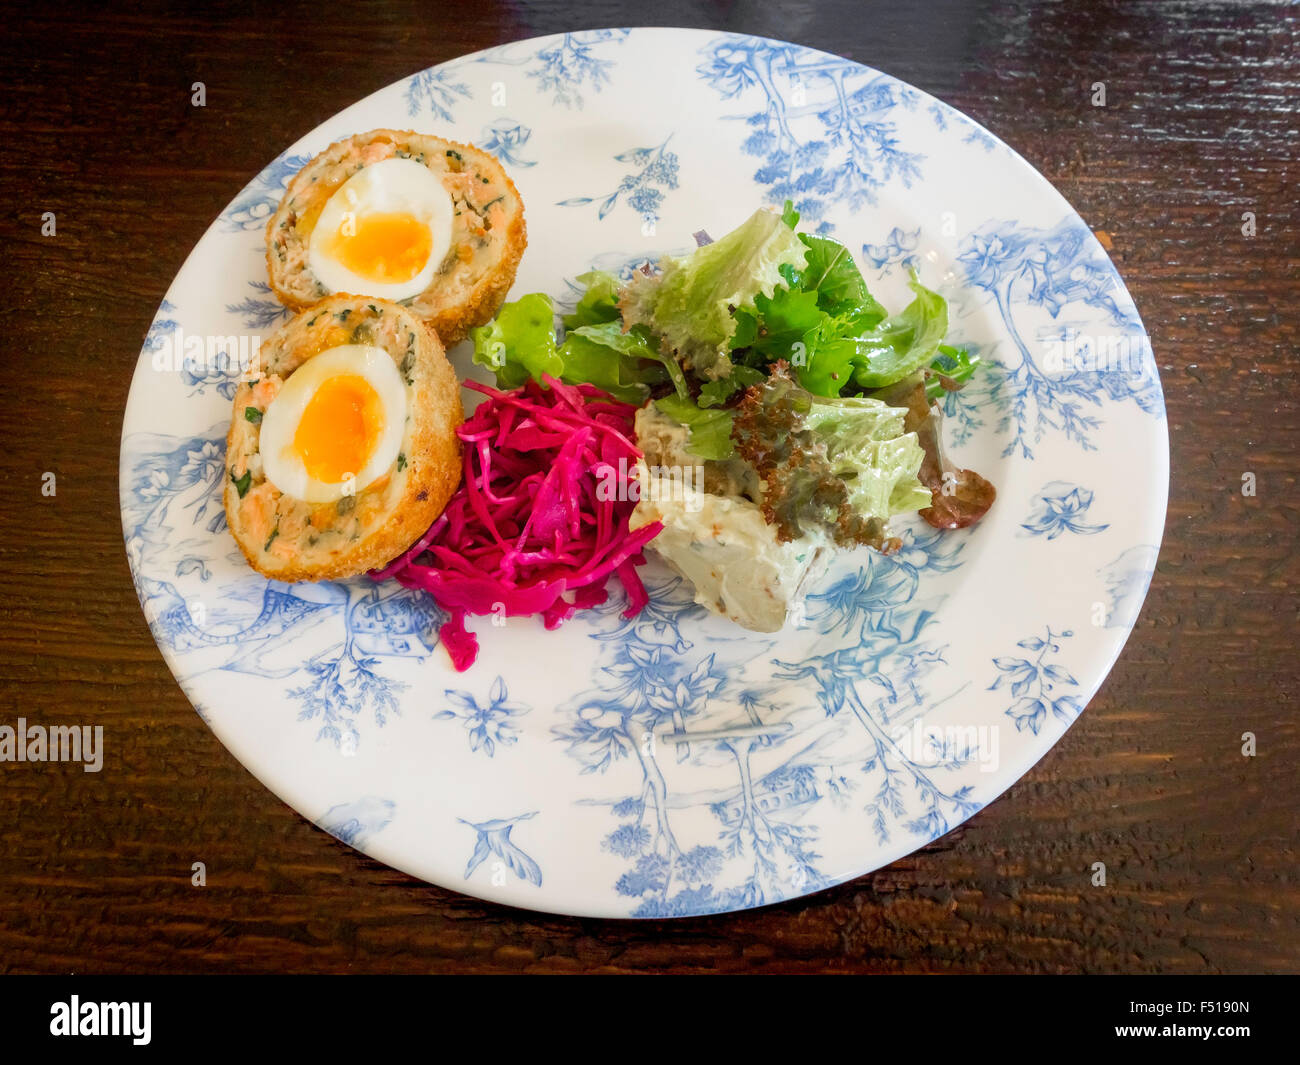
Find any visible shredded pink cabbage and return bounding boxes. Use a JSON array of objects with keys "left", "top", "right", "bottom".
[{"left": 372, "top": 375, "right": 661, "bottom": 671}]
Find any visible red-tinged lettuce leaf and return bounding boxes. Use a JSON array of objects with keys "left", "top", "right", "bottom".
[
  {"left": 730, "top": 363, "right": 927, "bottom": 548},
  {"left": 875, "top": 375, "right": 996, "bottom": 529}
]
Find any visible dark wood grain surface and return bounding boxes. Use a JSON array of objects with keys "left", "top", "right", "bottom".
[{"left": 1, "top": 0, "right": 1296, "bottom": 974}]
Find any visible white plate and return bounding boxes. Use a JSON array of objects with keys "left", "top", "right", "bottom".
[{"left": 120, "top": 27, "right": 1168, "bottom": 917}]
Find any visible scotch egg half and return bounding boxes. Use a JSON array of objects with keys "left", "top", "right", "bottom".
[
  {"left": 265, "top": 129, "right": 527, "bottom": 346},
  {"left": 223, "top": 295, "right": 464, "bottom": 582}
]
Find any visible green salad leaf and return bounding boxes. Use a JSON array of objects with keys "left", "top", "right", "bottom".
[
  {"left": 731, "top": 286, "right": 821, "bottom": 362},
  {"left": 654, "top": 394, "right": 736, "bottom": 461},
  {"left": 798, "top": 234, "right": 887, "bottom": 319},
  {"left": 619, "top": 206, "right": 808, "bottom": 380},
  {"left": 474, "top": 293, "right": 690, "bottom": 405},
  {"left": 471, "top": 292, "right": 562, "bottom": 388},
  {"left": 561, "top": 269, "right": 622, "bottom": 330},
  {"left": 698, "top": 365, "right": 765, "bottom": 408},
  {"left": 559, "top": 323, "right": 670, "bottom": 404},
  {"left": 727, "top": 221, "right": 891, "bottom": 398},
  {"left": 848, "top": 272, "right": 949, "bottom": 389}
]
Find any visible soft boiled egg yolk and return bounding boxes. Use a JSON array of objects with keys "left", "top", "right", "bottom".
[
  {"left": 258, "top": 344, "right": 408, "bottom": 504},
  {"left": 307, "top": 157, "right": 454, "bottom": 302},
  {"left": 291, "top": 373, "right": 385, "bottom": 484},
  {"left": 321, "top": 212, "right": 433, "bottom": 285}
]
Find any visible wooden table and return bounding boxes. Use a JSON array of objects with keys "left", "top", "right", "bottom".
[{"left": 2, "top": 0, "right": 1296, "bottom": 974}]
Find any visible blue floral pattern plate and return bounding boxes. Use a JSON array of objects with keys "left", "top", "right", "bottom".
[{"left": 120, "top": 28, "right": 1168, "bottom": 917}]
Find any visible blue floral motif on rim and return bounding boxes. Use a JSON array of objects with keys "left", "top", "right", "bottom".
[
  {"left": 427, "top": 29, "right": 632, "bottom": 113},
  {"left": 222, "top": 150, "right": 311, "bottom": 233},
  {"left": 478, "top": 118, "right": 537, "bottom": 168},
  {"left": 989, "top": 628, "right": 1082, "bottom": 735},
  {"left": 122, "top": 426, "right": 445, "bottom": 752},
  {"left": 697, "top": 34, "right": 925, "bottom": 228},
  {"left": 404, "top": 67, "right": 471, "bottom": 121},
  {"left": 947, "top": 217, "right": 1163, "bottom": 458},
  {"left": 437, "top": 676, "right": 530, "bottom": 757},
  {"left": 1021, "top": 481, "right": 1110, "bottom": 539},
  {"left": 461, "top": 813, "right": 543, "bottom": 887},
  {"left": 1098, "top": 545, "right": 1160, "bottom": 630},
  {"left": 862, "top": 226, "right": 921, "bottom": 275},
  {"left": 227, "top": 281, "right": 291, "bottom": 330},
  {"left": 557, "top": 136, "right": 679, "bottom": 222},
  {"left": 318, "top": 797, "right": 395, "bottom": 847}
]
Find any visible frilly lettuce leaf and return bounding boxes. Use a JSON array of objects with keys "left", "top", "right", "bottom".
[
  {"left": 731, "top": 363, "right": 927, "bottom": 546},
  {"left": 804, "top": 392, "right": 931, "bottom": 519},
  {"left": 619, "top": 207, "right": 808, "bottom": 380}
]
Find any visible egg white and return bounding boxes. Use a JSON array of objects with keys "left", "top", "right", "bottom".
[
  {"left": 307, "top": 157, "right": 454, "bottom": 302},
  {"left": 259, "top": 344, "right": 408, "bottom": 504}
]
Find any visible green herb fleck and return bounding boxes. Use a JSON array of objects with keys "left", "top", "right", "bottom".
[
  {"left": 244, "top": 406, "right": 262, "bottom": 424},
  {"left": 337, "top": 495, "right": 356, "bottom": 516},
  {"left": 231, "top": 468, "right": 251, "bottom": 498},
  {"left": 335, "top": 308, "right": 352, "bottom": 322},
  {"left": 263, "top": 525, "right": 279, "bottom": 552},
  {"left": 396, "top": 453, "right": 407, "bottom": 472}
]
